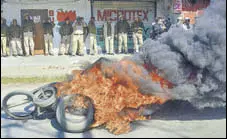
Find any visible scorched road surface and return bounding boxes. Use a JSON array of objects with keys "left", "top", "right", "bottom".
[{"left": 1, "top": 83, "right": 226, "bottom": 138}]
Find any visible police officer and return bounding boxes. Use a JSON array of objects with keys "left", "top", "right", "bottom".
[
  {"left": 164, "top": 17, "right": 172, "bottom": 31},
  {"left": 158, "top": 17, "right": 167, "bottom": 34},
  {"left": 1, "top": 17, "right": 9, "bottom": 57},
  {"left": 43, "top": 17, "right": 55, "bottom": 56},
  {"left": 115, "top": 15, "right": 130, "bottom": 54},
  {"left": 182, "top": 17, "right": 192, "bottom": 31},
  {"left": 103, "top": 17, "right": 114, "bottom": 55},
  {"left": 9, "top": 19, "right": 23, "bottom": 56},
  {"left": 59, "top": 18, "right": 73, "bottom": 55},
  {"left": 131, "top": 16, "right": 145, "bottom": 53},
  {"left": 72, "top": 17, "right": 87, "bottom": 56},
  {"left": 22, "top": 13, "right": 35, "bottom": 56},
  {"left": 81, "top": 17, "right": 88, "bottom": 43},
  {"left": 150, "top": 18, "right": 161, "bottom": 40},
  {"left": 88, "top": 17, "right": 97, "bottom": 55}
]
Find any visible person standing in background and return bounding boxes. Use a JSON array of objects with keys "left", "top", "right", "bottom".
[
  {"left": 1, "top": 17, "right": 9, "bottom": 57},
  {"left": 103, "top": 17, "right": 114, "bottom": 55},
  {"left": 9, "top": 19, "right": 23, "bottom": 56},
  {"left": 43, "top": 17, "right": 55, "bottom": 56},
  {"left": 182, "top": 17, "right": 192, "bottom": 31},
  {"left": 59, "top": 18, "right": 73, "bottom": 55},
  {"left": 131, "top": 16, "right": 145, "bottom": 53},
  {"left": 81, "top": 17, "right": 88, "bottom": 43},
  {"left": 176, "top": 16, "right": 183, "bottom": 28},
  {"left": 22, "top": 13, "right": 35, "bottom": 56},
  {"left": 88, "top": 17, "right": 98, "bottom": 55},
  {"left": 71, "top": 17, "right": 86, "bottom": 56},
  {"left": 115, "top": 15, "right": 130, "bottom": 54}
]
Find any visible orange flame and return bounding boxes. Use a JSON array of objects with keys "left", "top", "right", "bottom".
[{"left": 55, "top": 59, "right": 173, "bottom": 135}]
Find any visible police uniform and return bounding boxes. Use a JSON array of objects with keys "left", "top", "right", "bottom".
[
  {"left": 103, "top": 20, "right": 114, "bottom": 54},
  {"left": 115, "top": 17, "right": 130, "bottom": 53},
  {"left": 9, "top": 20, "right": 23, "bottom": 56},
  {"left": 59, "top": 21, "right": 73, "bottom": 55},
  {"left": 132, "top": 19, "right": 144, "bottom": 53},
  {"left": 1, "top": 18, "right": 9, "bottom": 57},
  {"left": 23, "top": 14, "right": 35, "bottom": 56},
  {"left": 43, "top": 20, "right": 55, "bottom": 55},
  {"left": 72, "top": 19, "right": 87, "bottom": 56},
  {"left": 88, "top": 19, "right": 97, "bottom": 55}
]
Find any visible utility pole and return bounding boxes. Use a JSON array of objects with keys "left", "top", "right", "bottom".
[{"left": 90, "top": 0, "right": 94, "bottom": 17}]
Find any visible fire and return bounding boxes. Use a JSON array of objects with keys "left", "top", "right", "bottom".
[{"left": 55, "top": 58, "right": 173, "bottom": 135}]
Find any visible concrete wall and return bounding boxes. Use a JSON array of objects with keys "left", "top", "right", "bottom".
[{"left": 156, "top": 0, "right": 179, "bottom": 24}]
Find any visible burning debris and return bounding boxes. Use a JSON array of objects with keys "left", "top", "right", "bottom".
[
  {"left": 55, "top": 58, "right": 173, "bottom": 135},
  {"left": 138, "top": 0, "right": 226, "bottom": 109},
  {"left": 54, "top": 1, "right": 226, "bottom": 134}
]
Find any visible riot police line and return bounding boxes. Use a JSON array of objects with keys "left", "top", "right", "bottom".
[{"left": 1, "top": 13, "right": 192, "bottom": 57}]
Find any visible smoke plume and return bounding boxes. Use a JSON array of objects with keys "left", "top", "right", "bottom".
[{"left": 135, "top": 0, "right": 226, "bottom": 109}]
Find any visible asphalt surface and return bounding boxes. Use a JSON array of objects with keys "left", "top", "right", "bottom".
[
  {"left": 1, "top": 83, "right": 226, "bottom": 138},
  {"left": 1, "top": 54, "right": 132, "bottom": 78}
]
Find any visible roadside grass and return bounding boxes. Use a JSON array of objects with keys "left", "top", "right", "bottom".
[{"left": 1, "top": 76, "right": 68, "bottom": 84}]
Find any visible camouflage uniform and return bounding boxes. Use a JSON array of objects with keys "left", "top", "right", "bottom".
[
  {"left": 1, "top": 18, "right": 9, "bottom": 57},
  {"left": 131, "top": 20, "right": 144, "bottom": 53},
  {"left": 88, "top": 21, "right": 97, "bottom": 55},
  {"left": 115, "top": 19, "right": 130, "bottom": 53},
  {"left": 59, "top": 22, "right": 73, "bottom": 55},
  {"left": 23, "top": 18, "right": 35, "bottom": 56},
  {"left": 43, "top": 21, "right": 55, "bottom": 55},
  {"left": 9, "top": 20, "right": 23, "bottom": 56}
]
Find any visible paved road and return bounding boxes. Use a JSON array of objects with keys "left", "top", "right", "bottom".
[
  {"left": 1, "top": 54, "right": 131, "bottom": 78},
  {"left": 1, "top": 84, "right": 226, "bottom": 138}
]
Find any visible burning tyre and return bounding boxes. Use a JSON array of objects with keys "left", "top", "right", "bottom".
[
  {"left": 3, "top": 58, "right": 173, "bottom": 135},
  {"left": 56, "top": 94, "right": 94, "bottom": 133}
]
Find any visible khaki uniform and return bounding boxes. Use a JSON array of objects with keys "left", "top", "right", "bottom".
[
  {"left": 72, "top": 22, "right": 87, "bottom": 55},
  {"left": 59, "top": 23, "right": 73, "bottom": 55},
  {"left": 1, "top": 21, "right": 9, "bottom": 56},
  {"left": 132, "top": 21, "right": 144, "bottom": 53},
  {"left": 23, "top": 19, "right": 35, "bottom": 56},
  {"left": 115, "top": 20, "right": 129, "bottom": 53},
  {"left": 9, "top": 24, "right": 23, "bottom": 56},
  {"left": 43, "top": 22, "right": 55, "bottom": 55},
  {"left": 1, "top": 37, "right": 9, "bottom": 56},
  {"left": 88, "top": 22, "right": 97, "bottom": 55},
  {"left": 103, "top": 22, "right": 114, "bottom": 54}
]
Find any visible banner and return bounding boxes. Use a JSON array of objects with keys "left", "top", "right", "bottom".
[{"left": 173, "top": 0, "right": 182, "bottom": 13}]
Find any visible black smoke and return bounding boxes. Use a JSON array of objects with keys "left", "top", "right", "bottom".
[{"left": 136, "top": 0, "right": 226, "bottom": 109}]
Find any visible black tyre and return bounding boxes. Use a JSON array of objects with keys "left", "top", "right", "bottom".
[
  {"left": 56, "top": 94, "right": 94, "bottom": 133},
  {"left": 33, "top": 86, "right": 57, "bottom": 108},
  {"left": 2, "top": 91, "right": 35, "bottom": 120}
]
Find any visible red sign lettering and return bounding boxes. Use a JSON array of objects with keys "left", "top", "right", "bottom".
[{"left": 97, "top": 9, "right": 150, "bottom": 22}]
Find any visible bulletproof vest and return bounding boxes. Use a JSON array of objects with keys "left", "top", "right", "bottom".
[
  {"left": 9, "top": 25, "right": 21, "bottom": 38},
  {"left": 1, "top": 23, "right": 8, "bottom": 36},
  {"left": 88, "top": 22, "right": 96, "bottom": 34},
  {"left": 116, "top": 20, "right": 129, "bottom": 33},
  {"left": 107, "top": 22, "right": 112, "bottom": 36},
  {"left": 23, "top": 20, "right": 34, "bottom": 32},
  {"left": 43, "top": 22, "right": 54, "bottom": 35},
  {"left": 60, "top": 23, "right": 73, "bottom": 36}
]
